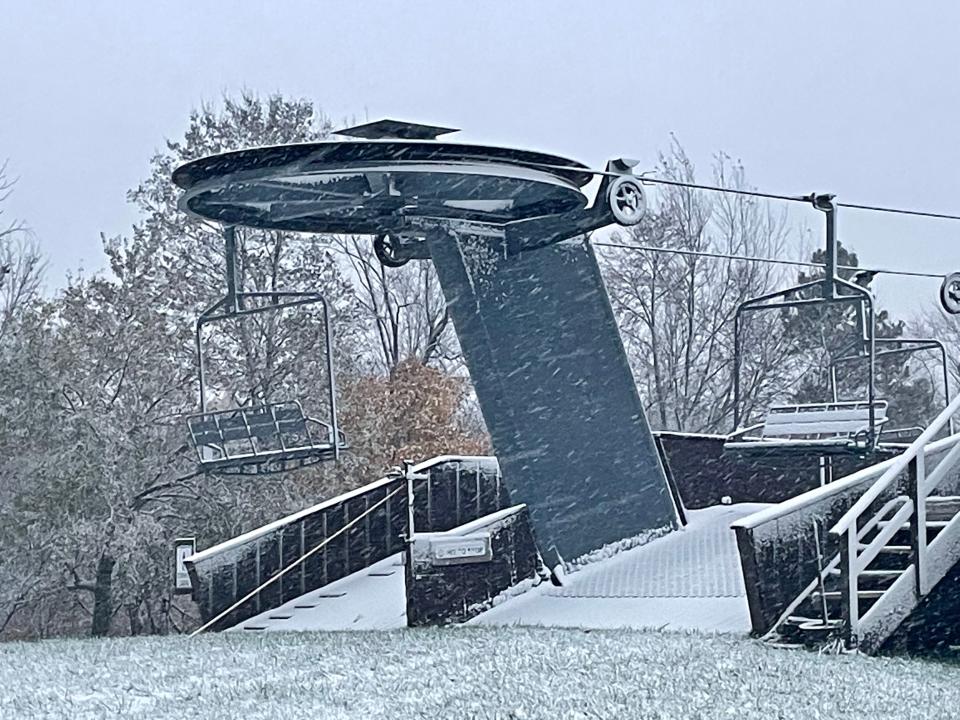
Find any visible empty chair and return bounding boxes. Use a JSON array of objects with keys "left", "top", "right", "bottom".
[
  {"left": 187, "top": 401, "right": 347, "bottom": 476},
  {"left": 183, "top": 226, "right": 347, "bottom": 476},
  {"left": 724, "top": 400, "right": 888, "bottom": 457}
]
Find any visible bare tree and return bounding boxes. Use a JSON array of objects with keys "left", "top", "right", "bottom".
[
  {"left": 331, "top": 235, "right": 456, "bottom": 374},
  {"left": 599, "top": 142, "right": 795, "bottom": 433},
  {"left": 0, "top": 164, "right": 45, "bottom": 342},
  {"left": 0, "top": 160, "right": 24, "bottom": 242}
]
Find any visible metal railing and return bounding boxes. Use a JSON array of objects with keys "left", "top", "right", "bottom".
[
  {"left": 829, "top": 391, "right": 960, "bottom": 649},
  {"left": 191, "top": 483, "right": 407, "bottom": 636}
]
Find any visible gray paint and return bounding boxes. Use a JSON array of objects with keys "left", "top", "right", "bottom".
[{"left": 427, "top": 230, "right": 677, "bottom": 563}]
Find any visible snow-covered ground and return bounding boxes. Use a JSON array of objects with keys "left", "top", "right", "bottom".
[{"left": 2, "top": 628, "right": 957, "bottom": 719}]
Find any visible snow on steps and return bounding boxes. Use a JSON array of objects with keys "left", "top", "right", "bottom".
[{"left": 232, "top": 553, "right": 407, "bottom": 632}]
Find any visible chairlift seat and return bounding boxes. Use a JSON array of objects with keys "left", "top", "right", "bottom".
[
  {"left": 186, "top": 400, "right": 347, "bottom": 476},
  {"left": 724, "top": 400, "right": 888, "bottom": 457}
]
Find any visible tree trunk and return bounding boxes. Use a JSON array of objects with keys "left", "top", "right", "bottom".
[
  {"left": 126, "top": 603, "right": 142, "bottom": 636},
  {"left": 90, "top": 555, "right": 115, "bottom": 637}
]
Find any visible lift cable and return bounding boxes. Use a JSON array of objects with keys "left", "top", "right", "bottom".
[
  {"left": 279, "top": 231, "right": 945, "bottom": 281},
  {"left": 526, "top": 161, "right": 960, "bottom": 222},
  {"left": 591, "top": 240, "right": 945, "bottom": 280}
]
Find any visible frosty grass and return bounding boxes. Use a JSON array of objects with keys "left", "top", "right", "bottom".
[{"left": 1, "top": 626, "right": 957, "bottom": 719}]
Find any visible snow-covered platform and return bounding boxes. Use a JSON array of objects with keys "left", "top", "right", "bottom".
[
  {"left": 227, "top": 503, "right": 767, "bottom": 635},
  {"left": 471, "top": 503, "right": 767, "bottom": 633},
  {"left": 231, "top": 554, "right": 407, "bottom": 632}
]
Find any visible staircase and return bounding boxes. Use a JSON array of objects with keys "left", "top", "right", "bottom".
[
  {"left": 764, "top": 394, "right": 960, "bottom": 653},
  {"left": 772, "top": 495, "right": 960, "bottom": 649}
]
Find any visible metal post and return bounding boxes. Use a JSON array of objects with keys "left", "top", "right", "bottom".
[
  {"left": 254, "top": 541, "right": 261, "bottom": 614},
  {"left": 733, "top": 310, "right": 743, "bottom": 429},
  {"left": 812, "top": 520, "right": 830, "bottom": 624},
  {"left": 909, "top": 454, "right": 928, "bottom": 596},
  {"left": 865, "top": 296, "right": 876, "bottom": 448},
  {"left": 405, "top": 463, "right": 416, "bottom": 540},
  {"left": 939, "top": 342, "right": 954, "bottom": 435},
  {"left": 223, "top": 226, "right": 240, "bottom": 313},
  {"left": 812, "top": 194, "right": 838, "bottom": 299},
  {"left": 321, "top": 512, "right": 329, "bottom": 587},
  {"left": 840, "top": 528, "right": 859, "bottom": 648},
  {"left": 196, "top": 321, "right": 207, "bottom": 412},
  {"left": 299, "top": 521, "right": 306, "bottom": 596},
  {"left": 322, "top": 299, "right": 340, "bottom": 460}
]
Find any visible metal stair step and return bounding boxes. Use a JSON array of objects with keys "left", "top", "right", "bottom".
[
  {"left": 859, "top": 543, "right": 911, "bottom": 554},
  {"left": 925, "top": 496, "right": 960, "bottom": 521},
  {"left": 812, "top": 589, "right": 885, "bottom": 600},
  {"left": 876, "top": 519, "right": 949, "bottom": 529},
  {"left": 243, "top": 625, "right": 268, "bottom": 631},
  {"left": 796, "top": 618, "right": 843, "bottom": 631},
  {"left": 827, "top": 568, "right": 902, "bottom": 578},
  {"left": 267, "top": 614, "right": 293, "bottom": 620},
  {"left": 786, "top": 615, "right": 822, "bottom": 624}
]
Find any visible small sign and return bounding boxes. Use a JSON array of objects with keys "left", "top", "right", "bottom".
[
  {"left": 174, "top": 537, "right": 196, "bottom": 594},
  {"left": 429, "top": 533, "right": 492, "bottom": 565}
]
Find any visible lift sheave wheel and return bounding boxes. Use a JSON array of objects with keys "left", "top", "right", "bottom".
[
  {"left": 940, "top": 272, "right": 960, "bottom": 315},
  {"left": 171, "top": 119, "right": 651, "bottom": 268},
  {"left": 608, "top": 175, "right": 647, "bottom": 226},
  {"left": 374, "top": 233, "right": 411, "bottom": 268}
]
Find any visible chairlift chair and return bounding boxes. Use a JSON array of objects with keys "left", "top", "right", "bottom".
[
  {"left": 725, "top": 194, "right": 953, "bottom": 460},
  {"left": 725, "top": 195, "right": 885, "bottom": 460},
  {"left": 725, "top": 400, "right": 889, "bottom": 457},
  {"left": 185, "top": 226, "right": 347, "bottom": 476}
]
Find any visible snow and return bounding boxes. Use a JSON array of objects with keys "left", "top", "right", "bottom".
[
  {"left": 428, "top": 503, "right": 525, "bottom": 537},
  {"left": 472, "top": 504, "right": 767, "bottom": 634},
  {"left": 234, "top": 507, "right": 527, "bottom": 633},
  {"left": 654, "top": 430, "right": 729, "bottom": 440},
  {"left": 225, "top": 503, "right": 767, "bottom": 636},
  {"left": 231, "top": 553, "right": 407, "bottom": 632},
  {"left": 2, "top": 628, "right": 958, "bottom": 719}
]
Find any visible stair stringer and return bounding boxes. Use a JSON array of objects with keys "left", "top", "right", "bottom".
[{"left": 860, "top": 509, "right": 960, "bottom": 653}]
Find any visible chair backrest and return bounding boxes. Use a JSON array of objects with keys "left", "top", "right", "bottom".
[{"left": 761, "top": 401, "right": 888, "bottom": 440}]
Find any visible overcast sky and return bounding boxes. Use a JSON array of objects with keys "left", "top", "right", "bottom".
[{"left": 1, "top": 1, "right": 958, "bottom": 318}]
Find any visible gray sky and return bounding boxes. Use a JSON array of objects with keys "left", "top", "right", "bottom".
[{"left": 2, "top": 1, "right": 958, "bottom": 318}]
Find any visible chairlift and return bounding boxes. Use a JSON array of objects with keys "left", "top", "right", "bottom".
[
  {"left": 185, "top": 226, "right": 347, "bottom": 476},
  {"left": 726, "top": 195, "right": 895, "bottom": 459}
]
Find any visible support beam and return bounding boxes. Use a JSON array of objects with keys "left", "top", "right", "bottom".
[{"left": 427, "top": 229, "right": 678, "bottom": 566}]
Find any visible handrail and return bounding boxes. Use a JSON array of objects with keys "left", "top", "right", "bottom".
[
  {"left": 190, "top": 484, "right": 406, "bottom": 636},
  {"left": 830, "top": 392, "right": 960, "bottom": 537},
  {"left": 186, "top": 454, "right": 494, "bottom": 563}
]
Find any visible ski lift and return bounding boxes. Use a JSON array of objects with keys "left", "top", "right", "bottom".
[
  {"left": 185, "top": 226, "right": 347, "bottom": 476},
  {"left": 726, "top": 195, "right": 890, "bottom": 459}
]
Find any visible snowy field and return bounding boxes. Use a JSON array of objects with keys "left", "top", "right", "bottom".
[{"left": 1, "top": 628, "right": 958, "bottom": 720}]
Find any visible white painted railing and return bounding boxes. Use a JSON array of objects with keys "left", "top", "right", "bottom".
[{"left": 829, "top": 393, "right": 960, "bottom": 649}]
